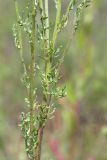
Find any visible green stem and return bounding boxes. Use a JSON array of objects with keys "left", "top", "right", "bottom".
[
  {"left": 44, "top": 0, "right": 51, "bottom": 102},
  {"left": 14, "top": 0, "right": 26, "bottom": 72},
  {"left": 45, "top": 0, "right": 49, "bottom": 50},
  {"left": 35, "top": 1, "right": 50, "bottom": 158},
  {"left": 29, "top": 0, "right": 36, "bottom": 135},
  {"left": 39, "top": 0, "right": 44, "bottom": 15},
  {"left": 65, "top": 0, "right": 77, "bottom": 17},
  {"left": 52, "top": 0, "right": 62, "bottom": 48}
]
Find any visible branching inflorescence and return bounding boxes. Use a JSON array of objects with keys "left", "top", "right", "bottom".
[{"left": 13, "top": 0, "right": 92, "bottom": 159}]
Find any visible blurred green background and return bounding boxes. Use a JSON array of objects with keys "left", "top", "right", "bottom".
[{"left": 0, "top": 0, "right": 107, "bottom": 160}]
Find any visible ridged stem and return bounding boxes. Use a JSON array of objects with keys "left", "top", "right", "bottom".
[
  {"left": 52, "top": 0, "right": 62, "bottom": 48},
  {"left": 14, "top": 0, "right": 26, "bottom": 72},
  {"left": 29, "top": 0, "right": 36, "bottom": 145}
]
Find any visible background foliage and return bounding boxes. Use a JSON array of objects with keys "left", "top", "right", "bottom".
[{"left": 0, "top": 0, "right": 107, "bottom": 160}]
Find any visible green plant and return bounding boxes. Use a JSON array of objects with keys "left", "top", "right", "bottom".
[{"left": 13, "top": 0, "right": 92, "bottom": 159}]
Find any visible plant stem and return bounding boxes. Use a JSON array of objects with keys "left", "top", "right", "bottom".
[
  {"left": 44, "top": 0, "right": 51, "bottom": 103},
  {"left": 66, "top": 0, "right": 77, "bottom": 17},
  {"left": 35, "top": 128, "right": 44, "bottom": 160},
  {"left": 52, "top": 0, "right": 62, "bottom": 48},
  {"left": 13, "top": 0, "right": 92, "bottom": 159},
  {"left": 29, "top": 0, "right": 36, "bottom": 136},
  {"left": 36, "top": 1, "right": 50, "bottom": 159},
  {"left": 45, "top": 0, "right": 49, "bottom": 50},
  {"left": 14, "top": 0, "right": 26, "bottom": 71},
  {"left": 39, "top": 0, "right": 44, "bottom": 14}
]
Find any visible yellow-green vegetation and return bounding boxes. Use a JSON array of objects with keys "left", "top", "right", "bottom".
[
  {"left": 1, "top": 0, "right": 107, "bottom": 160},
  {"left": 13, "top": 0, "right": 91, "bottom": 159}
]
